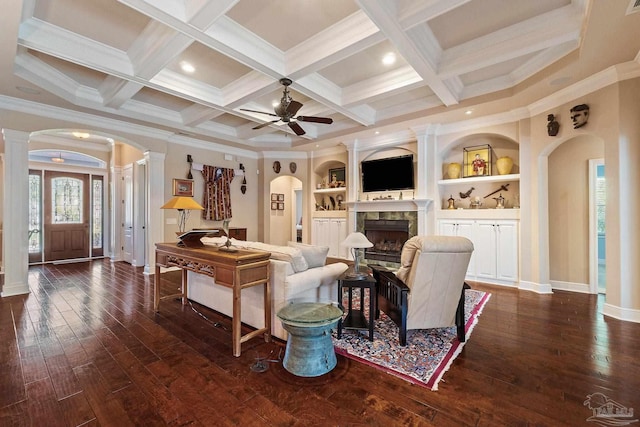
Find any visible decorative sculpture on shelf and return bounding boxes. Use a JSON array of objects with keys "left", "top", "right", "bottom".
[
  {"left": 547, "top": 114, "right": 559, "bottom": 136},
  {"left": 459, "top": 187, "right": 474, "bottom": 199},
  {"left": 484, "top": 183, "right": 510, "bottom": 199}
]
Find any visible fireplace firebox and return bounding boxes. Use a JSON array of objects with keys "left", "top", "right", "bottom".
[{"left": 363, "top": 219, "right": 409, "bottom": 263}]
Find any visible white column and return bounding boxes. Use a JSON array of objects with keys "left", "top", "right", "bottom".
[
  {"left": 344, "top": 139, "right": 360, "bottom": 234},
  {"left": 144, "top": 150, "right": 165, "bottom": 275},
  {"left": 411, "top": 124, "right": 437, "bottom": 235},
  {"left": 1, "top": 129, "right": 30, "bottom": 296}
]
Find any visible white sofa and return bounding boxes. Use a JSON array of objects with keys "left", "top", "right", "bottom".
[{"left": 186, "top": 238, "right": 348, "bottom": 340}]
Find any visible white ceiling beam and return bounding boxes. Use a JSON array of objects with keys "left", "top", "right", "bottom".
[
  {"left": 99, "top": 77, "right": 144, "bottom": 109},
  {"left": 356, "top": 0, "right": 459, "bottom": 106},
  {"left": 438, "top": 5, "right": 582, "bottom": 77},
  {"left": 342, "top": 65, "right": 422, "bottom": 105},
  {"left": 180, "top": 103, "right": 225, "bottom": 127},
  {"left": 397, "top": 0, "right": 471, "bottom": 30}
]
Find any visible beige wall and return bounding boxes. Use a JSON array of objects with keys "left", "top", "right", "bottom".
[
  {"left": 162, "top": 143, "right": 259, "bottom": 241},
  {"left": 548, "top": 134, "right": 604, "bottom": 283}
]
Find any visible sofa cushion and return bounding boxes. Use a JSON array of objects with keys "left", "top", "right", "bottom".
[
  {"left": 287, "top": 241, "right": 329, "bottom": 268},
  {"left": 242, "top": 241, "right": 309, "bottom": 273}
]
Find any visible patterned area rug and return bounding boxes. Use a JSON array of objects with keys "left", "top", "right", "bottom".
[{"left": 333, "top": 289, "right": 490, "bottom": 390}]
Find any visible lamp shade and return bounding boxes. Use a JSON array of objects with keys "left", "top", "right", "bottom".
[
  {"left": 161, "top": 196, "right": 204, "bottom": 210},
  {"left": 341, "top": 232, "right": 373, "bottom": 248}
]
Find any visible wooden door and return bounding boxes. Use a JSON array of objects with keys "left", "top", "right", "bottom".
[{"left": 44, "top": 171, "right": 90, "bottom": 261}]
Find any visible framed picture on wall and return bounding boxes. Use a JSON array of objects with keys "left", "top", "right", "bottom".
[
  {"left": 277, "top": 193, "right": 284, "bottom": 201},
  {"left": 271, "top": 201, "right": 278, "bottom": 210},
  {"left": 173, "top": 179, "right": 194, "bottom": 196},
  {"left": 463, "top": 144, "right": 493, "bottom": 177},
  {"left": 271, "top": 193, "right": 278, "bottom": 201},
  {"left": 277, "top": 202, "right": 284, "bottom": 210}
]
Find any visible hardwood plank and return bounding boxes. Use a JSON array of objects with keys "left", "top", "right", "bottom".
[{"left": 0, "top": 260, "right": 638, "bottom": 426}]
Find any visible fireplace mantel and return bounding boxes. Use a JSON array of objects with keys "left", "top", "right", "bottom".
[{"left": 346, "top": 198, "right": 432, "bottom": 213}]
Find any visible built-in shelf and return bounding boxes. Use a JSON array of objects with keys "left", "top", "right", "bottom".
[
  {"left": 312, "top": 210, "right": 347, "bottom": 218},
  {"left": 438, "top": 173, "right": 519, "bottom": 186},
  {"left": 313, "top": 187, "right": 346, "bottom": 194},
  {"left": 346, "top": 199, "right": 432, "bottom": 212}
]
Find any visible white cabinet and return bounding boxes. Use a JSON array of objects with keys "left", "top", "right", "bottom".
[
  {"left": 312, "top": 218, "right": 347, "bottom": 258},
  {"left": 439, "top": 219, "right": 476, "bottom": 276},
  {"left": 438, "top": 219, "right": 519, "bottom": 285}
]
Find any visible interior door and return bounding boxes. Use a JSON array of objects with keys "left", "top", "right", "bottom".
[
  {"left": 122, "top": 164, "right": 134, "bottom": 264},
  {"left": 44, "top": 171, "right": 90, "bottom": 261}
]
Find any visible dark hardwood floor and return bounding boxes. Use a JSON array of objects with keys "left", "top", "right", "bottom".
[{"left": 1, "top": 260, "right": 639, "bottom": 426}]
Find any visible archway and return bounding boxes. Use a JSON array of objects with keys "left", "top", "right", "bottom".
[
  {"left": 545, "top": 134, "right": 604, "bottom": 293},
  {"left": 269, "top": 175, "right": 302, "bottom": 246}
]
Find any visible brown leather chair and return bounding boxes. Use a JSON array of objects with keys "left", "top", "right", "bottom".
[{"left": 370, "top": 235, "right": 473, "bottom": 346}]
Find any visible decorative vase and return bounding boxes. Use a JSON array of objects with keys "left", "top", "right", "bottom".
[
  {"left": 496, "top": 156, "right": 513, "bottom": 175},
  {"left": 447, "top": 162, "right": 462, "bottom": 179}
]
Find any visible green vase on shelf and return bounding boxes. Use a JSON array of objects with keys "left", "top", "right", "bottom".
[
  {"left": 447, "top": 162, "right": 462, "bottom": 179},
  {"left": 496, "top": 156, "right": 513, "bottom": 175}
]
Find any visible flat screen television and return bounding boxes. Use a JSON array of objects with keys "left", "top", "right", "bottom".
[{"left": 361, "top": 154, "right": 414, "bottom": 193}]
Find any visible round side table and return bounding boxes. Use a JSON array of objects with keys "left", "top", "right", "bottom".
[{"left": 277, "top": 301, "right": 343, "bottom": 377}]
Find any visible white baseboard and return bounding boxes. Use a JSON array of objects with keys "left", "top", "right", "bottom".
[
  {"left": 602, "top": 303, "right": 640, "bottom": 323},
  {"left": 550, "top": 280, "right": 592, "bottom": 294},
  {"left": 518, "top": 280, "right": 553, "bottom": 294},
  {"left": 1, "top": 281, "right": 30, "bottom": 297}
]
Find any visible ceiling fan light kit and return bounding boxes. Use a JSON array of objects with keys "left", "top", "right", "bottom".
[{"left": 240, "top": 78, "right": 333, "bottom": 136}]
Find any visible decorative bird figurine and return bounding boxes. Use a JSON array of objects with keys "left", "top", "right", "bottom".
[{"left": 460, "top": 187, "right": 475, "bottom": 199}]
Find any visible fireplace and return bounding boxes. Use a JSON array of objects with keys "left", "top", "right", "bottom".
[{"left": 363, "top": 219, "right": 409, "bottom": 263}]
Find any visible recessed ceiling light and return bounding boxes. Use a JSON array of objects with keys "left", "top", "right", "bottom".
[
  {"left": 382, "top": 52, "right": 396, "bottom": 66},
  {"left": 272, "top": 100, "right": 280, "bottom": 107},
  {"left": 465, "top": 109, "right": 473, "bottom": 115},
  {"left": 375, "top": 131, "right": 380, "bottom": 135},
  {"left": 16, "top": 86, "right": 41, "bottom": 95},
  {"left": 72, "top": 132, "right": 90, "bottom": 139},
  {"left": 180, "top": 61, "right": 195, "bottom": 73}
]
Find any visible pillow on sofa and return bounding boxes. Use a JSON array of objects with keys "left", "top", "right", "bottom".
[
  {"left": 245, "top": 241, "right": 309, "bottom": 273},
  {"left": 287, "top": 242, "right": 329, "bottom": 268}
]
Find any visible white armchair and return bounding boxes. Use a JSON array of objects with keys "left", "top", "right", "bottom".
[{"left": 370, "top": 235, "right": 474, "bottom": 346}]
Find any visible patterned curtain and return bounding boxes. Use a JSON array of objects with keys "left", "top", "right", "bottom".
[{"left": 201, "top": 165, "right": 235, "bottom": 221}]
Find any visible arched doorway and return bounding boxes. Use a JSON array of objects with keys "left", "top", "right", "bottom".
[
  {"left": 269, "top": 175, "right": 303, "bottom": 246},
  {"left": 546, "top": 134, "right": 604, "bottom": 293}
]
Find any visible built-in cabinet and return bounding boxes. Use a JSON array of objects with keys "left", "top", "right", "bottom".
[
  {"left": 312, "top": 218, "right": 348, "bottom": 258},
  {"left": 439, "top": 218, "right": 519, "bottom": 286}
]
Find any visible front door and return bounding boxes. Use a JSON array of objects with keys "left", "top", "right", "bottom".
[{"left": 44, "top": 171, "right": 90, "bottom": 261}]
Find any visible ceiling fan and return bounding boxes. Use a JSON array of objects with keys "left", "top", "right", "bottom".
[{"left": 240, "top": 78, "right": 333, "bottom": 136}]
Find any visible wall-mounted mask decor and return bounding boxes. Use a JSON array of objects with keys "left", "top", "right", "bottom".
[
  {"left": 273, "top": 161, "right": 281, "bottom": 173},
  {"left": 570, "top": 104, "right": 589, "bottom": 129},
  {"left": 289, "top": 162, "right": 297, "bottom": 173},
  {"left": 239, "top": 163, "right": 247, "bottom": 194}
]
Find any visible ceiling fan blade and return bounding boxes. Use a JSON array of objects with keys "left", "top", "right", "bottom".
[
  {"left": 286, "top": 100, "right": 303, "bottom": 116},
  {"left": 288, "top": 121, "right": 306, "bottom": 136},
  {"left": 252, "top": 119, "right": 280, "bottom": 130},
  {"left": 296, "top": 116, "right": 333, "bottom": 124},
  {"left": 240, "top": 108, "right": 278, "bottom": 117}
]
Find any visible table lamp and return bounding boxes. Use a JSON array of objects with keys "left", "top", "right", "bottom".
[
  {"left": 341, "top": 232, "right": 373, "bottom": 279},
  {"left": 161, "top": 196, "right": 204, "bottom": 233}
]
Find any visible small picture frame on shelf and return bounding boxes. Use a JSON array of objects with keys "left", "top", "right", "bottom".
[
  {"left": 463, "top": 144, "right": 493, "bottom": 177},
  {"left": 173, "top": 178, "right": 194, "bottom": 196},
  {"left": 277, "top": 193, "right": 284, "bottom": 201},
  {"left": 277, "top": 202, "right": 284, "bottom": 210},
  {"left": 328, "top": 167, "right": 345, "bottom": 188},
  {"left": 271, "top": 193, "right": 278, "bottom": 201},
  {"left": 270, "top": 201, "right": 278, "bottom": 210}
]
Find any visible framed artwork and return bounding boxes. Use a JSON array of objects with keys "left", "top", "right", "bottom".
[
  {"left": 277, "top": 202, "right": 285, "bottom": 210},
  {"left": 277, "top": 193, "right": 284, "bottom": 201},
  {"left": 173, "top": 178, "right": 194, "bottom": 196},
  {"left": 463, "top": 144, "right": 493, "bottom": 177},
  {"left": 270, "top": 201, "right": 278, "bottom": 210},
  {"left": 328, "top": 167, "right": 345, "bottom": 187},
  {"left": 271, "top": 193, "right": 278, "bottom": 201}
]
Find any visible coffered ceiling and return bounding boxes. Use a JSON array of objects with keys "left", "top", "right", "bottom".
[{"left": 2, "top": 0, "right": 640, "bottom": 152}]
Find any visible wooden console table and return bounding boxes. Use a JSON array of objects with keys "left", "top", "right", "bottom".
[{"left": 154, "top": 242, "right": 271, "bottom": 357}]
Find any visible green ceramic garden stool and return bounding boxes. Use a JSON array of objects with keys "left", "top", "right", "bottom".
[{"left": 277, "top": 301, "right": 343, "bottom": 377}]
